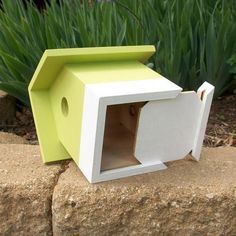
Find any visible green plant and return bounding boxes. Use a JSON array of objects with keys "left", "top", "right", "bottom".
[
  {"left": 0, "top": 1, "right": 45, "bottom": 106},
  {"left": 0, "top": 0, "right": 130, "bottom": 105},
  {"left": 228, "top": 54, "right": 236, "bottom": 93},
  {"left": 149, "top": 0, "right": 236, "bottom": 95},
  {"left": 0, "top": 0, "right": 235, "bottom": 106},
  {"left": 197, "top": 0, "right": 236, "bottom": 96},
  {"left": 228, "top": 54, "right": 236, "bottom": 73}
]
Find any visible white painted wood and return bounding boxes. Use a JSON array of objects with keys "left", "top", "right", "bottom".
[
  {"left": 79, "top": 79, "right": 182, "bottom": 183},
  {"left": 135, "top": 92, "right": 202, "bottom": 163},
  {"left": 87, "top": 78, "right": 182, "bottom": 105},
  {"left": 80, "top": 79, "right": 214, "bottom": 183},
  {"left": 95, "top": 162, "right": 167, "bottom": 183},
  {"left": 78, "top": 86, "right": 100, "bottom": 182},
  {"left": 191, "top": 82, "right": 214, "bottom": 160}
]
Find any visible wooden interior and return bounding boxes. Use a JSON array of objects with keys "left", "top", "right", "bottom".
[{"left": 101, "top": 102, "right": 146, "bottom": 172}]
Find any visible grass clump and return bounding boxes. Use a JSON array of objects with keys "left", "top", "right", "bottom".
[{"left": 0, "top": 0, "right": 235, "bottom": 106}]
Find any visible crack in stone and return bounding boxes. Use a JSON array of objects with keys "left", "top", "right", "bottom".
[{"left": 50, "top": 160, "right": 70, "bottom": 236}]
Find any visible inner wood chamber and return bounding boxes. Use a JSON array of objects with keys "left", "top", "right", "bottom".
[{"left": 101, "top": 102, "right": 146, "bottom": 172}]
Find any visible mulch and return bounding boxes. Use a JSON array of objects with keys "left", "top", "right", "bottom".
[
  {"left": 1, "top": 95, "right": 235, "bottom": 147},
  {"left": 205, "top": 95, "right": 236, "bottom": 147},
  {"left": 0, "top": 105, "right": 38, "bottom": 145}
]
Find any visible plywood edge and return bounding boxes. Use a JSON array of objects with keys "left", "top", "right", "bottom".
[{"left": 43, "top": 45, "right": 155, "bottom": 59}]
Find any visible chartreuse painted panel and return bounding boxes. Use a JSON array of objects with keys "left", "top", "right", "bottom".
[
  {"left": 29, "top": 46, "right": 156, "bottom": 163},
  {"left": 49, "top": 66, "right": 85, "bottom": 165},
  {"left": 29, "top": 46, "right": 156, "bottom": 90},
  {"left": 29, "top": 90, "right": 70, "bottom": 162},
  {"left": 67, "top": 60, "right": 164, "bottom": 84}
]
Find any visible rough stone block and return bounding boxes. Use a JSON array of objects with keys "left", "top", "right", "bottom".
[
  {"left": 52, "top": 147, "right": 236, "bottom": 236},
  {"left": 0, "top": 91, "right": 16, "bottom": 124},
  {"left": 0, "top": 144, "right": 63, "bottom": 236}
]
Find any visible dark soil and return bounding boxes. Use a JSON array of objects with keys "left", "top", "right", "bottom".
[
  {"left": 0, "top": 106, "right": 38, "bottom": 145},
  {"left": 1, "top": 95, "right": 235, "bottom": 147}
]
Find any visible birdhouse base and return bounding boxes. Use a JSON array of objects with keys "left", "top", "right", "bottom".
[{"left": 99, "top": 161, "right": 167, "bottom": 182}]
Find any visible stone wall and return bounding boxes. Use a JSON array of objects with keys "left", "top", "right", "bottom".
[{"left": 0, "top": 143, "right": 235, "bottom": 235}]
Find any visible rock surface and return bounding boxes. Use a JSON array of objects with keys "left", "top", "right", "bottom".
[
  {"left": 0, "top": 144, "right": 235, "bottom": 235},
  {"left": 0, "top": 132, "right": 27, "bottom": 144},
  {"left": 0, "top": 91, "right": 15, "bottom": 124},
  {"left": 52, "top": 147, "right": 236, "bottom": 236},
  {"left": 0, "top": 144, "right": 63, "bottom": 236}
]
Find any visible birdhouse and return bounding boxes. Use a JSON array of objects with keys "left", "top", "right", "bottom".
[{"left": 29, "top": 46, "right": 214, "bottom": 183}]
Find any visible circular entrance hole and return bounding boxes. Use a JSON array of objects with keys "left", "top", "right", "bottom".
[{"left": 61, "top": 97, "right": 69, "bottom": 117}]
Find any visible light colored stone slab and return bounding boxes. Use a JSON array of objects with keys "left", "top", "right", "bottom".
[
  {"left": 0, "top": 144, "right": 63, "bottom": 236},
  {"left": 52, "top": 147, "right": 236, "bottom": 236}
]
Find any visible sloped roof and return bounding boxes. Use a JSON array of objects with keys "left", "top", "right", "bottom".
[{"left": 29, "top": 46, "right": 155, "bottom": 90}]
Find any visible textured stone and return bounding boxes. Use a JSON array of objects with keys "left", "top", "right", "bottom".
[
  {"left": 52, "top": 147, "right": 236, "bottom": 236},
  {"left": 0, "top": 91, "right": 15, "bottom": 124},
  {"left": 0, "top": 132, "right": 27, "bottom": 144},
  {"left": 0, "top": 144, "right": 63, "bottom": 236}
]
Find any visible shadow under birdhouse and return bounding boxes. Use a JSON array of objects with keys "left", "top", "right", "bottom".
[{"left": 100, "top": 102, "right": 147, "bottom": 172}]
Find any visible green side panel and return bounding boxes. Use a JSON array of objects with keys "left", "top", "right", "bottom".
[
  {"left": 67, "top": 60, "right": 162, "bottom": 84},
  {"left": 30, "top": 91, "right": 70, "bottom": 163},
  {"left": 49, "top": 66, "right": 85, "bottom": 165}
]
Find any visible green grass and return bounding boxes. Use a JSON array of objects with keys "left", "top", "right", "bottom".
[{"left": 0, "top": 0, "right": 235, "bottom": 106}]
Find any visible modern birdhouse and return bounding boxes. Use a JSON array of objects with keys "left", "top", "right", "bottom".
[{"left": 29, "top": 46, "right": 214, "bottom": 183}]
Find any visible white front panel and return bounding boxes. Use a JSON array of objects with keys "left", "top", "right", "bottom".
[{"left": 135, "top": 92, "right": 201, "bottom": 163}]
